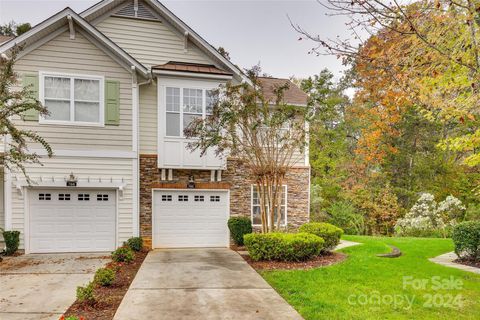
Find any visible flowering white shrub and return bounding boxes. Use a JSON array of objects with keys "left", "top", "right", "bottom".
[
  {"left": 436, "top": 195, "right": 466, "bottom": 225},
  {"left": 395, "top": 193, "right": 466, "bottom": 237}
]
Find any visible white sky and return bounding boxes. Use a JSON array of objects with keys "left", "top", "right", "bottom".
[{"left": 0, "top": 0, "right": 351, "bottom": 80}]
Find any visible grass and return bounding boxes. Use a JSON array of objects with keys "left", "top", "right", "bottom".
[{"left": 260, "top": 235, "right": 480, "bottom": 320}]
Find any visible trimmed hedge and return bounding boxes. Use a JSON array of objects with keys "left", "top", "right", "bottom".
[
  {"left": 112, "top": 246, "right": 135, "bottom": 263},
  {"left": 94, "top": 267, "right": 115, "bottom": 286},
  {"left": 452, "top": 221, "right": 480, "bottom": 261},
  {"left": 2, "top": 230, "right": 20, "bottom": 255},
  {"left": 124, "top": 237, "right": 143, "bottom": 252},
  {"left": 299, "top": 222, "right": 343, "bottom": 251},
  {"left": 244, "top": 232, "right": 324, "bottom": 262},
  {"left": 228, "top": 217, "right": 252, "bottom": 246}
]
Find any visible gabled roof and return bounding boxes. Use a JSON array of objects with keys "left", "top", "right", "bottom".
[
  {"left": 152, "top": 61, "right": 233, "bottom": 76},
  {"left": 0, "top": 7, "right": 149, "bottom": 77},
  {"left": 81, "top": 0, "right": 249, "bottom": 84},
  {"left": 258, "top": 77, "right": 309, "bottom": 106}
]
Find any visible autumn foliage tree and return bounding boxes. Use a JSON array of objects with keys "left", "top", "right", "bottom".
[{"left": 293, "top": 0, "right": 480, "bottom": 170}]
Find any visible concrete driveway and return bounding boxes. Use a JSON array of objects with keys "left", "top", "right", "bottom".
[
  {"left": 0, "top": 253, "right": 109, "bottom": 320},
  {"left": 114, "top": 248, "right": 303, "bottom": 320}
]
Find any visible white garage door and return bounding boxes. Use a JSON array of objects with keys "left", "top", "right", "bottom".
[
  {"left": 29, "top": 189, "right": 116, "bottom": 253},
  {"left": 153, "top": 190, "right": 229, "bottom": 248}
]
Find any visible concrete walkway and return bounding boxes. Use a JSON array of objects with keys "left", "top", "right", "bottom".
[
  {"left": 0, "top": 253, "right": 109, "bottom": 320},
  {"left": 335, "top": 240, "right": 361, "bottom": 250},
  {"left": 430, "top": 252, "right": 480, "bottom": 274},
  {"left": 113, "top": 248, "right": 303, "bottom": 320}
]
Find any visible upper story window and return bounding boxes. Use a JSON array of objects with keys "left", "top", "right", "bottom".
[
  {"left": 40, "top": 72, "right": 104, "bottom": 126},
  {"left": 165, "top": 86, "right": 215, "bottom": 137}
]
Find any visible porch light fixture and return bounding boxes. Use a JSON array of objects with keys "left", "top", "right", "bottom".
[
  {"left": 66, "top": 172, "right": 78, "bottom": 187},
  {"left": 187, "top": 175, "right": 195, "bottom": 189}
]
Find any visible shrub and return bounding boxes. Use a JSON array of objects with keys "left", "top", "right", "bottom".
[
  {"left": 94, "top": 267, "right": 115, "bottom": 286},
  {"left": 244, "top": 232, "right": 324, "bottom": 262},
  {"left": 326, "top": 201, "right": 365, "bottom": 235},
  {"left": 60, "top": 316, "right": 85, "bottom": 320},
  {"left": 2, "top": 230, "right": 20, "bottom": 255},
  {"left": 452, "top": 221, "right": 480, "bottom": 261},
  {"left": 299, "top": 222, "right": 343, "bottom": 251},
  {"left": 124, "top": 237, "right": 143, "bottom": 252},
  {"left": 111, "top": 246, "right": 135, "bottom": 263},
  {"left": 395, "top": 193, "right": 466, "bottom": 238},
  {"left": 76, "top": 281, "right": 95, "bottom": 305},
  {"left": 228, "top": 216, "right": 252, "bottom": 246}
]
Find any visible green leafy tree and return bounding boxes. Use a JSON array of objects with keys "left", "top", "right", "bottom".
[
  {"left": 300, "top": 69, "right": 352, "bottom": 208},
  {"left": 0, "top": 21, "right": 31, "bottom": 36}
]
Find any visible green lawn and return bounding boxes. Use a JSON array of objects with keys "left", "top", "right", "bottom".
[{"left": 261, "top": 236, "right": 480, "bottom": 320}]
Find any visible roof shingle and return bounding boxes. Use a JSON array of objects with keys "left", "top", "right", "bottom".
[
  {"left": 152, "top": 61, "right": 233, "bottom": 76},
  {"left": 0, "top": 35, "right": 13, "bottom": 44},
  {"left": 258, "top": 77, "right": 308, "bottom": 106}
]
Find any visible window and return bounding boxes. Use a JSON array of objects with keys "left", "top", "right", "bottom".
[
  {"left": 59, "top": 193, "right": 71, "bottom": 201},
  {"left": 97, "top": 194, "right": 109, "bottom": 201},
  {"left": 165, "top": 86, "right": 217, "bottom": 137},
  {"left": 251, "top": 185, "right": 287, "bottom": 226},
  {"left": 78, "top": 193, "right": 90, "bottom": 201},
  {"left": 178, "top": 195, "right": 189, "bottom": 202},
  {"left": 41, "top": 73, "right": 103, "bottom": 125},
  {"left": 39, "top": 193, "right": 51, "bottom": 200},
  {"left": 194, "top": 195, "right": 205, "bottom": 202},
  {"left": 210, "top": 195, "right": 220, "bottom": 202},
  {"left": 161, "top": 194, "right": 172, "bottom": 202}
]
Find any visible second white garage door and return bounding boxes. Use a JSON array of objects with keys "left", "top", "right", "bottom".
[
  {"left": 153, "top": 190, "right": 229, "bottom": 248},
  {"left": 29, "top": 189, "right": 116, "bottom": 253}
]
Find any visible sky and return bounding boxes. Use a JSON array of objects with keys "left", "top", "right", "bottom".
[{"left": 0, "top": 0, "right": 351, "bottom": 80}]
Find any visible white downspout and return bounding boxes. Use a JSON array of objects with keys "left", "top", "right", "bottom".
[{"left": 131, "top": 66, "right": 152, "bottom": 237}]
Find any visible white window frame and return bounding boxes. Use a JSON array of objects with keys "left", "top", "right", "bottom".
[
  {"left": 39, "top": 71, "right": 105, "bottom": 127},
  {"left": 164, "top": 84, "right": 216, "bottom": 138},
  {"left": 250, "top": 184, "right": 288, "bottom": 227}
]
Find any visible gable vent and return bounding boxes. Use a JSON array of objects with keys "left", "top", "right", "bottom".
[{"left": 114, "top": 1, "right": 160, "bottom": 21}]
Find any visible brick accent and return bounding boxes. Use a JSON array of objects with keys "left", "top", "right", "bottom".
[{"left": 139, "top": 155, "right": 310, "bottom": 247}]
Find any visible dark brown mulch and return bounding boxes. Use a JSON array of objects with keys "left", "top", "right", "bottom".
[
  {"left": 230, "top": 244, "right": 246, "bottom": 251},
  {"left": 241, "top": 251, "right": 347, "bottom": 270},
  {"left": 63, "top": 250, "right": 148, "bottom": 320},
  {"left": 454, "top": 258, "right": 480, "bottom": 269}
]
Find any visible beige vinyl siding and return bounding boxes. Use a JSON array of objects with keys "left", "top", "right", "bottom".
[
  {"left": 96, "top": 16, "right": 214, "bottom": 68},
  {"left": 11, "top": 157, "right": 134, "bottom": 249},
  {"left": 14, "top": 31, "right": 133, "bottom": 151},
  {"left": 139, "top": 83, "right": 157, "bottom": 154}
]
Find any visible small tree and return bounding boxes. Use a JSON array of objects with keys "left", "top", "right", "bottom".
[
  {"left": 1, "top": 47, "right": 52, "bottom": 178},
  {"left": 185, "top": 67, "right": 311, "bottom": 232}
]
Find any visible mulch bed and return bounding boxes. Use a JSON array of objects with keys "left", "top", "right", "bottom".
[
  {"left": 240, "top": 251, "right": 347, "bottom": 270},
  {"left": 63, "top": 249, "right": 148, "bottom": 320},
  {"left": 454, "top": 258, "right": 480, "bottom": 269}
]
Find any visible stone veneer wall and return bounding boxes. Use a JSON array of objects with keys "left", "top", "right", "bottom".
[{"left": 140, "top": 155, "right": 310, "bottom": 247}]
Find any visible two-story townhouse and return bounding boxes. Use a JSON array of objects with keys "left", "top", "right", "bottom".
[{"left": 0, "top": 0, "right": 310, "bottom": 253}]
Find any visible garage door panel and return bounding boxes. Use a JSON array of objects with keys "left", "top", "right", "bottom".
[
  {"left": 153, "top": 190, "right": 229, "bottom": 248},
  {"left": 29, "top": 189, "right": 116, "bottom": 253}
]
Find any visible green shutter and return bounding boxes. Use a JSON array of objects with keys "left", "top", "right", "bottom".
[
  {"left": 105, "top": 80, "right": 120, "bottom": 126},
  {"left": 22, "top": 73, "right": 39, "bottom": 121}
]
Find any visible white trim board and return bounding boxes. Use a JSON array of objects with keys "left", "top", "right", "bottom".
[{"left": 28, "top": 149, "right": 137, "bottom": 159}]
